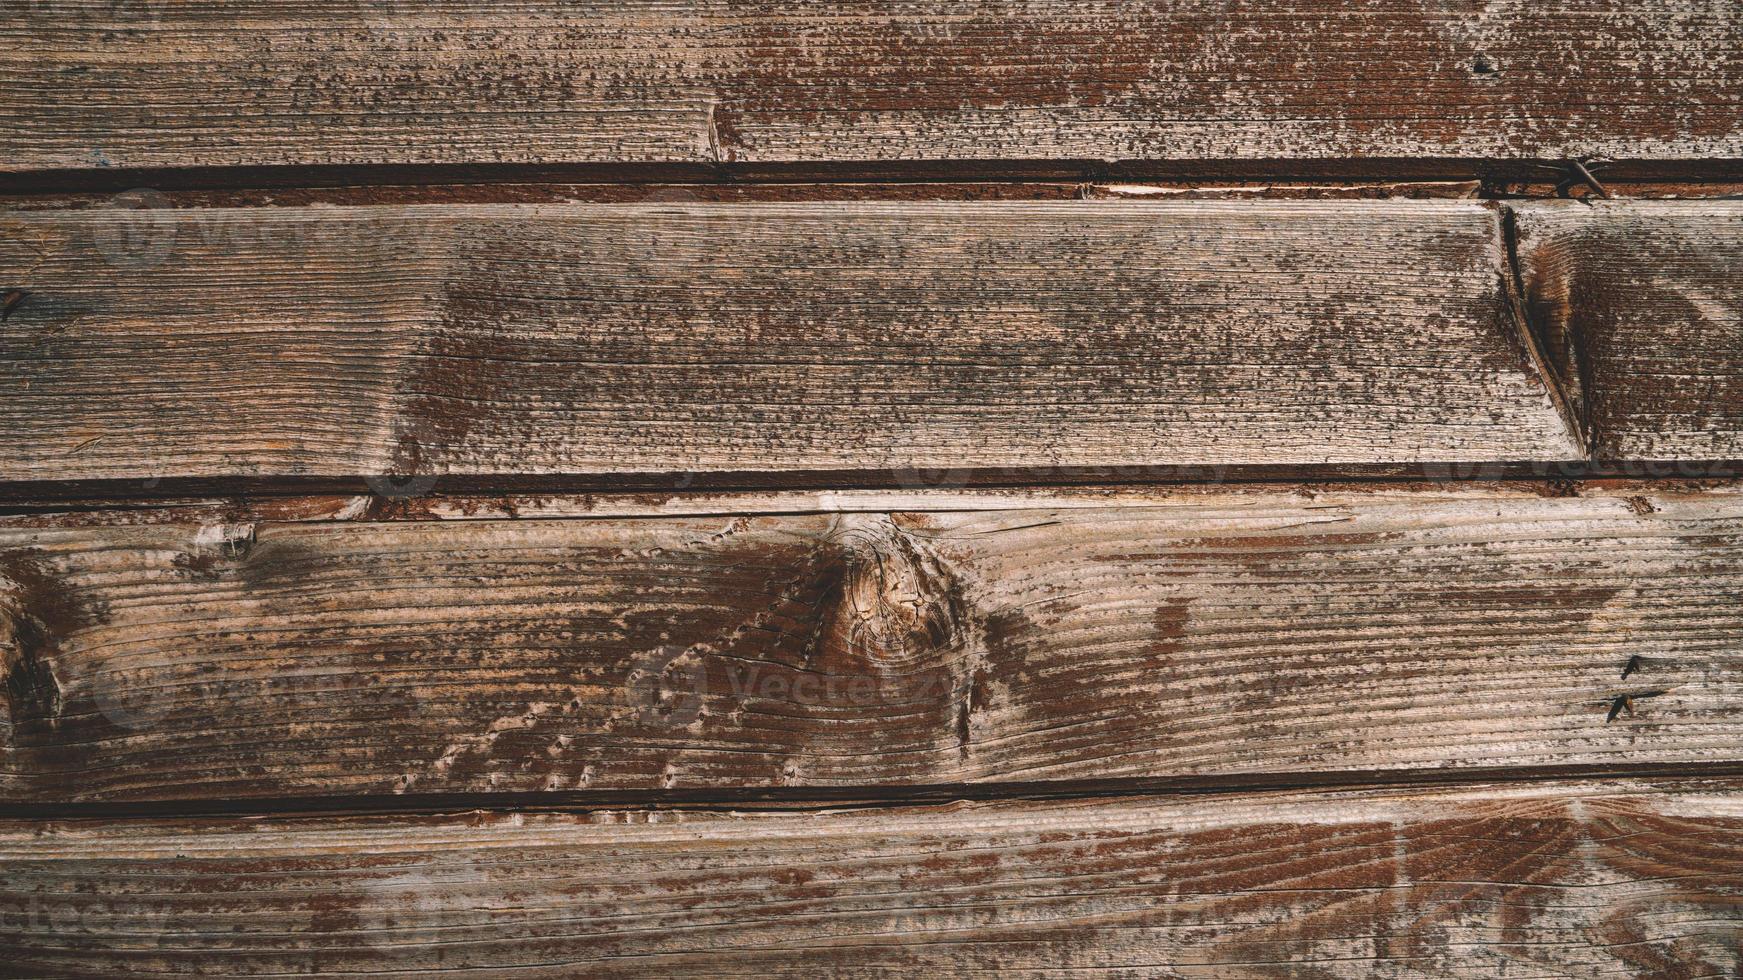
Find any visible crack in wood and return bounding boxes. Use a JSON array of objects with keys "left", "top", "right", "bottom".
[{"left": 1498, "top": 203, "right": 1593, "bottom": 459}]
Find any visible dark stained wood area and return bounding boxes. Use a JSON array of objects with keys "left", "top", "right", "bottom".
[
  {"left": 1, "top": 779, "right": 1739, "bottom": 976},
  {"left": 1514, "top": 200, "right": 1743, "bottom": 463},
  {"left": 4, "top": 2, "right": 1743, "bottom": 173},
  {"left": 3, "top": 484, "right": 1739, "bottom": 804}
]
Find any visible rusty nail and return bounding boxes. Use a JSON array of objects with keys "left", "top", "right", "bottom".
[
  {"left": 1606, "top": 695, "right": 1634, "bottom": 723},
  {"left": 1569, "top": 159, "right": 1611, "bottom": 200},
  {"left": 1605, "top": 690, "right": 1670, "bottom": 722}
]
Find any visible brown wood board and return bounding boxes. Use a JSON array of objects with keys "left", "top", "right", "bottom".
[
  {"left": 0, "top": 200, "right": 1580, "bottom": 483},
  {"left": 3, "top": 485, "right": 1739, "bottom": 803},
  {"left": 5, "top": 2, "right": 1743, "bottom": 172},
  {"left": 1, "top": 779, "right": 1740, "bottom": 975}
]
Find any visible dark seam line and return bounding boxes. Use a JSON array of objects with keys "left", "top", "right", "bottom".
[
  {"left": 8, "top": 761, "right": 1743, "bottom": 822},
  {"left": 1, "top": 463, "right": 1739, "bottom": 512},
  {"left": 7, "top": 158, "right": 1743, "bottom": 196}
]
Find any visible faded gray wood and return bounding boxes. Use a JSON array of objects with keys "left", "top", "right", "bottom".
[
  {"left": 0, "top": 200, "right": 1578, "bottom": 482},
  {"left": 1512, "top": 200, "right": 1743, "bottom": 462},
  {"left": 4, "top": 2, "right": 1742, "bottom": 170},
  {"left": 1, "top": 779, "right": 1740, "bottom": 975},
  {"left": 3, "top": 484, "right": 1739, "bottom": 803}
]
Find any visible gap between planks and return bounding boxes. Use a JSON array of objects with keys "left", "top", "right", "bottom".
[
  {"left": 5, "top": 158, "right": 1743, "bottom": 198},
  {"left": 6, "top": 466, "right": 1743, "bottom": 512},
  {"left": 9, "top": 761, "right": 1743, "bottom": 823}
]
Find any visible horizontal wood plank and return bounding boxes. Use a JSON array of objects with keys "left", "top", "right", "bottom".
[
  {"left": 4, "top": 2, "right": 1742, "bottom": 171},
  {"left": 4, "top": 485, "right": 1740, "bottom": 803},
  {"left": 1513, "top": 200, "right": 1743, "bottom": 462},
  {"left": 0, "top": 200, "right": 1578, "bottom": 482},
  {"left": 2, "top": 780, "right": 1740, "bottom": 975}
]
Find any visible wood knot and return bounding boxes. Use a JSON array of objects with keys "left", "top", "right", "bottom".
[
  {"left": 368, "top": 434, "right": 440, "bottom": 498},
  {"left": 816, "top": 515, "right": 968, "bottom": 669},
  {"left": 174, "top": 523, "right": 258, "bottom": 580}
]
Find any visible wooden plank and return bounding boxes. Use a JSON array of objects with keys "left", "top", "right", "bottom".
[
  {"left": 2, "top": 779, "right": 1740, "bottom": 975},
  {"left": 5, "top": 2, "right": 1743, "bottom": 172},
  {"left": 4, "top": 484, "right": 1740, "bottom": 803},
  {"left": 1512, "top": 200, "right": 1743, "bottom": 462},
  {"left": 0, "top": 200, "right": 1578, "bottom": 482}
]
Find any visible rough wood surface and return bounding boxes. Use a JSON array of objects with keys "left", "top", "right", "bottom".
[
  {"left": 1513, "top": 201, "right": 1743, "bottom": 462},
  {"left": 5, "top": 2, "right": 1743, "bottom": 171},
  {"left": 4, "top": 485, "right": 1740, "bottom": 803},
  {"left": 0, "top": 200, "right": 1579, "bottom": 482},
  {"left": 2, "top": 779, "right": 1740, "bottom": 976}
]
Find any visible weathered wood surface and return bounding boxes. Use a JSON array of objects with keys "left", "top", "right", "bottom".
[
  {"left": 4, "top": 484, "right": 1740, "bottom": 803},
  {"left": 5, "top": 2, "right": 1743, "bottom": 172},
  {"left": 2, "top": 779, "right": 1740, "bottom": 976},
  {"left": 0, "top": 200, "right": 1579, "bottom": 483},
  {"left": 1514, "top": 201, "right": 1743, "bottom": 463}
]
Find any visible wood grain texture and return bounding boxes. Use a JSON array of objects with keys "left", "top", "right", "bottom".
[
  {"left": 1513, "top": 201, "right": 1743, "bottom": 462},
  {"left": 0, "top": 200, "right": 1579, "bottom": 482},
  {"left": 5, "top": 2, "right": 1743, "bottom": 171},
  {"left": 4, "top": 484, "right": 1740, "bottom": 803},
  {"left": 2, "top": 780, "right": 1740, "bottom": 976}
]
